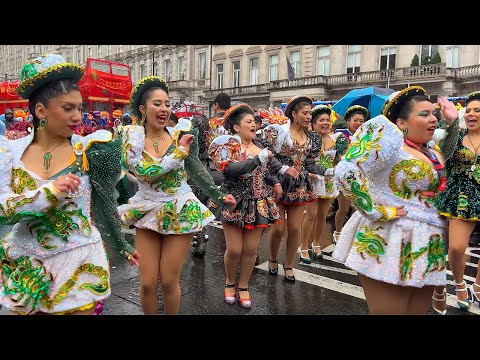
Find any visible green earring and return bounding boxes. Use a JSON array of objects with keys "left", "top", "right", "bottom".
[
  {"left": 140, "top": 113, "right": 146, "bottom": 126},
  {"left": 402, "top": 127, "right": 408, "bottom": 139},
  {"left": 38, "top": 118, "right": 47, "bottom": 131}
]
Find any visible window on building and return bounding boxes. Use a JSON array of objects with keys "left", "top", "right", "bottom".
[
  {"left": 108, "top": 45, "right": 112, "bottom": 56},
  {"left": 232, "top": 60, "right": 240, "bottom": 87},
  {"left": 118, "top": 45, "right": 123, "bottom": 53},
  {"left": 139, "top": 64, "right": 145, "bottom": 79},
  {"left": 129, "top": 45, "right": 134, "bottom": 51},
  {"left": 76, "top": 50, "right": 80, "bottom": 64},
  {"left": 65, "top": 50, "right": 72, "bottom": 63},
  {"left": 164, "top": 59, "right": 171, "bottom": 81},
  {"left": 316, "top": 46, "right": 330, "bottom": 76},
  {"left": 269, "top": 54, "right": 278, "bottom": 81},
  {"left": 178, "top": 56, "right": 186, "bottom": 80},
  {"left": 380, "top": 46, "right": 396, "bottom": 70},
  {"left": 421, "top": 45, "right": 439, "bottom": 65},
  {"left": 216, "top": 63, "right": 224, "bottom": 89},
  {"left": 152, "top": 62, "right": 158, "bottom": 76},
  {"left": 198, "top": 52, "right": 206, "bottom": 80},
  {"left": 446, "top": 45, "right": 459, "bottom": 68},
  {"left": 88, "top": 46, "right": 92, "bottom": 58},
  {"left": 347, "top": 45, "right": 361, "bottom": 73},
  {"left": 290, "top": 50, "right": 301, "bottom": 78},
  {"left": 97, "top": 45, "right": 102, "bottom": 58},
  {"left": 250, "top": 57, "right": 259, "bottom": 85}
]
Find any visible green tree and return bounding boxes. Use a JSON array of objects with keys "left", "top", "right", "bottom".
[
  {"left": 410, "top": 54, "right": 419, "bottom": 66},
  {"left": 431, "top": 52, "right": 442, "bottom": 64}
]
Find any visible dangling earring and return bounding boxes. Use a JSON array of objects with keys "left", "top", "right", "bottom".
[
  {"left": 401, "top": 127, "right": 408, "bottom": 139},
  {"left": 38, "top": 118, "right": 47, "bottom": 131},
  {"left": 140, "top": 113, "right": 146, "bottom": 126}
]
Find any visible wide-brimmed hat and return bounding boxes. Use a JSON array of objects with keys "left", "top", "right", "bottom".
[
  {"left": 223, "top": 103, "right": 254, "bottom": 131},
  {"left": 284, "top": 95, "right": 313, "bottom": 119},
  {"left": 16, "top": 54, "right": 84, "bottom": 99},
  {"left": 382, "top": 85, "right": 426, "bottom": 122},
  {"left": 113, "top": 109, "right": 123, "bottom": 119},
  {"left": 311, "top": 104, "right": 332, "bottom": 121},
  {"left": 130, "top": 76, "right": 169, "bottom": 117},
  {"left": 466, "top": 91, "right": 480, "bottom": 106},
  {"left": 344, "top": 105, "right": 369, "bottom": 121}
]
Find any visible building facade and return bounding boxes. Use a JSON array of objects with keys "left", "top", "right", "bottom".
[{"left": 2, "top": 45, "right": 480, "bottom": 113}]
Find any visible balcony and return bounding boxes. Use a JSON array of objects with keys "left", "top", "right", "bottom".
[
  {"left": 168, "top": 80, "right": 196, "bottom": 90},
  {"left": 327, "top": 64, "right": 449, "bottom": 88},
  {"left": 269, "top": 75, "right": 327, "bottom": 89},
  {"left": 202, "top": 63, "right": 480, "bottom": 100},
  {"left": 204, "top": 84, "right": 269, "bottom": 100},
  {"left": 452, "top": 64, "right": 480, "bottom": 82}
]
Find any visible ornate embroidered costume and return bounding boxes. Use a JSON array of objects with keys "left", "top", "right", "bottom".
[
  {"left": 310, "top": 132, "right": 348, "bottom": 199},
  {"left": 208, "top": 135, "right": 280, "bottom": 229},
  {"left": 258, "top": 120, "right": 326, "bottom": 205},
  {"left": 332, "top": 116, "right": 447, "bottom": 287},
  {"left": 118, "top": 118, "right": 224, "bottom": 234},
  {"left": 0, "top": 130, "right": 133, "bottom": 314},
  {"left": 435, "top": 119, "right": 480, "bottom": 220}
]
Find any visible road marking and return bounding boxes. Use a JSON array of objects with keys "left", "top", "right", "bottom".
[
  {"left": 256, "top": 261, "right": 480, "bottom": 315},
  {"left": 256, "top": 261, "right": 366, "bottom": 300},
  {"left": 298, "top": 261, "right": 357, "bottom": 276}
]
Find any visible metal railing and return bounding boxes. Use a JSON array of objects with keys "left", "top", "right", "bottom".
[{"left": 204, "top": 83, "right": 269, "bottom": 98}]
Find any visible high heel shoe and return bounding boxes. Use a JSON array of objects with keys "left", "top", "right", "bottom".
[
  {"left": 224, "top": 283, "right": 236, "bottom": 305},
  {"left": 469, "top": 282, "right": 480, "bottom": 306},
  {"left": 431, "top": 288, "right": 447, "bottom": 315},
  {"left": 268, "top": 259, "right": 278, "bottom": 275},
  {"left": 311, "top": 243, "right": 323, "bottom": 260},
  {"left": 333, "top": 231, "right": 341, "bottom": 244},
  {"left": 298, "top": 247, "right": 311, "bottom": 264},
  {"left": 455, "top": 280, "right": 472, "bottom": 311},
  {"left": 237, "top": 288, "right": 252, "bottom": 309},
  {"left": 283, "top": 263, "right": 295, "bottom": 282}
]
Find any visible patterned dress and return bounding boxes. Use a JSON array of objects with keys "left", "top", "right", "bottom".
[
  {"left": 436, "top": 122, "right": 480, "bottom": 221},
  {"left": 208, "top": 135, "right": 280, "bottom": 229},
  {"left": 258, "top": 121, "right": 326, "bottom": 205},
  {"left": 332, "top": 116, "right": 447, "bottom": 287},
  {"left": 310, "top": 132, "right": 348, "bottom": 199},
  {"left": 118, "top": 118, "right": 224, "bottom": 235},
  {"left": 0, "top": 130, "right": 133, "bottom": 314}
]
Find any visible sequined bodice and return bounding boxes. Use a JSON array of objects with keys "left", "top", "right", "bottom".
[{"left": 134, "top": 150, "right": 188, "bottom": 195}]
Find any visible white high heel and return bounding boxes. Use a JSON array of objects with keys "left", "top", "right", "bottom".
[
  {"left": 311, "top": 243, "right": 323, "bottom": 259},
  {"left": 469, "top": 282, "right": 480, "bottom": 305},
  {"left": 431, "top": 288, "right": 447, "bottom": 315},
  {"left": 297, "top": 247, "right": 311, "bottom": 264},
  {"left": 455, "top": 280, "right": 472, "bottom": 311}
]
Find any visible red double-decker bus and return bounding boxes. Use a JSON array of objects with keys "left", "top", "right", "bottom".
[
  {"left": 78, "top": 58, "right": 132, "bottom": 114},
  {"left": 0, "top": 80, "right": 29, "bottom": 114}
]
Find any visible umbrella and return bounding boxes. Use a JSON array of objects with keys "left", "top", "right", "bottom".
[{"left": 332, "top": 86, "right": 395, "bottom": 118}]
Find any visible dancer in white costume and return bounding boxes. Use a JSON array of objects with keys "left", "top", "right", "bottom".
[
  {"left": 333, "top": 86, "right": 451, "bottom": 314},
  {"left": 0, "top": 54, "right": 138, "bottom": 315},
  {"left": 118, "top": 76, "right": 235, "bottom": 314}
]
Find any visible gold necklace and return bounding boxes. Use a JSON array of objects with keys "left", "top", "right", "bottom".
[
  {"left": 467, "top": 131, "right": 480, "bottom": 171},
  {"left": 38, "top": 140, "right": 68, "bottom": 173},
  {"left": 147, "top": 133, "right": 166, "bottom": 154}
]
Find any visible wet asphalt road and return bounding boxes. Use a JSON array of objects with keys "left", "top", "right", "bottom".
[
  {"left": 1, "top": 220, "right": 478, "bottom": 316},
  {"left": 102, "top": 221, "right": 478, "bottom": 315}
]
